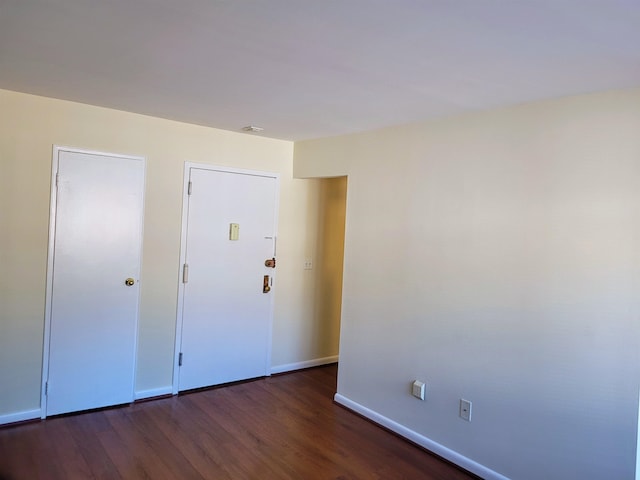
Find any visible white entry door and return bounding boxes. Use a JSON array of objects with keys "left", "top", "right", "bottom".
[
  {"left": 177, "top": 165, "right": 278, "bottom": 392},
  {"left": 44, "top": 147, "right": 145, "bottom": 416}
]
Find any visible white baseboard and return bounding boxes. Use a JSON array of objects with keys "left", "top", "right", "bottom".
[
  {"left": 271, "top": 355, "right": 338, "bottom": 375},
  {"left": 334, "top": 394, "right": 510, "bottom": 480},
  {"left": 134, "top": 386, "right": 173, "bottom": 401},
  {"left": 0, "top": 408, "right": 41, "bottom": 426}
]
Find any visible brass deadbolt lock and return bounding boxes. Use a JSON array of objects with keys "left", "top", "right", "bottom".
[
  {"left": 265, "top": 257, "right": 276, "bottom": 268},
  {"left": 125, "top": 278, "right": 135, "bottom": 286}
]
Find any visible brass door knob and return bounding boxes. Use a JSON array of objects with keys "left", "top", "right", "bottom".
[{"left": 125, "top": 278, "right": 135, "bottom": 286}]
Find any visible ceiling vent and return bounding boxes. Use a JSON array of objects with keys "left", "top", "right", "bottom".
[{"left": 242, "top": 125, "right": 264, "bottom": 132}]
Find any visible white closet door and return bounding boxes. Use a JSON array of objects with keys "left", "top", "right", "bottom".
[{"left": 45, "top": 148, "right": 144, "bottom": 416}]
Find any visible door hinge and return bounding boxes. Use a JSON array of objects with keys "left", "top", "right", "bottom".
[
  {"left": 55, "top": 173, "right": 59, "bottom": 188},
  {"left": 45, "top": 381, "right": 48, "bottom": 395},
  {"left": 182, "top": 263, "right": 189, "bottom": 283},
  {"left": 178, "top": 352, "right": 183, "bottom": 367},
  {"left": 187, "top": 181, "right": 192, "bottom": 195}
]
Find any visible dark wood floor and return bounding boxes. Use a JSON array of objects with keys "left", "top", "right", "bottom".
[{"left": 0, "top": 365, "right": 478, "bottom": 479}]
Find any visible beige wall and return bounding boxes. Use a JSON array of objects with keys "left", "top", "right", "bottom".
[
  {"left": 0, "top": 89, "right": 341, "bottom": 417},
  {"left": 271, "top": 176, "right": 346, "bottom": 369},
  {"left": 314, "top": 177, "right": 346, "bottom": 356},
  {"left": 295, "top": 88, "right": 640, "bottom": 480}
]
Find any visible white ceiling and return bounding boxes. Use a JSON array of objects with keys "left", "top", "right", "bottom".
[{"left": 1, "top": 0, "right": 639, "bottom": 141}]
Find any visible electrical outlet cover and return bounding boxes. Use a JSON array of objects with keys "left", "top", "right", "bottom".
[
  {"left": 412, "top": 380, "right": 425, "bottom": 400},
  {"left": 460, "top": 399, "right": 472, "bottom": 421}
]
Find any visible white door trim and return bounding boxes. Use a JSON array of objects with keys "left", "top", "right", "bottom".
[
  {"left": 172, "top": 162, "right": 280, "bottom": 394},
  {"left": 41, "top": 145, "right": 146, "bottom": 418}
]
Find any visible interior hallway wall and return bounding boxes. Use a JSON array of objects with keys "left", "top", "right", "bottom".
[
  {"left": 315, "top": 177, "right": 347, "bottom": 358},
  {"left": 271, "top": 176, "right": 346, "bottom": 370}
]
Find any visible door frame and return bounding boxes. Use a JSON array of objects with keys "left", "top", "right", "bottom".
[
  {"left": 41, "top": 145, "right": 146, "bottom": 418},
  {"left": 172, "top": 162, "right": 280, "bottom": 394}
]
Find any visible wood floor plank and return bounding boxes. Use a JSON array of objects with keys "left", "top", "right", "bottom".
[
  {"left": 187, "top": 389, "right": 302, "bottom": 479},
  {"left": 0, "top": 364, "right": 478, "bottom": 480},
  {"left": 0, "top": 421, "right": 68, "bottom": 480},
  {"left": 135, "top": 400, "right": 232, "bottom": 480},
  {"left": 232, "top": 382, "right": 368, "bottom": 479},
  {"left": 69, "top": 412, "right": 126, "bottom": 479},
  {"left": 48, "top": 417, "right": 97, "bottom": 479},
  {"left": 103, "top": 407, "right": 197, "bottom": 480}
]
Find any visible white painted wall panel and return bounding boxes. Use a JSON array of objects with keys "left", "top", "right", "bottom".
[{"left": 295, "top": 88, "right": 640, "bottom": 480}]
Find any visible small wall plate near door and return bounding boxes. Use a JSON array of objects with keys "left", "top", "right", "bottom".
[
  {"left": 411, "top": 380, "right": 426, "bottom": 400},
  {"left": 460, "top": 399, "right": 472, "bottom": 421}
]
